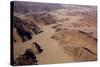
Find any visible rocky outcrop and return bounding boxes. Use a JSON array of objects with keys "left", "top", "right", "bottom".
[{"left": 13, "top": 16, "right": 43, "bottom": 43}]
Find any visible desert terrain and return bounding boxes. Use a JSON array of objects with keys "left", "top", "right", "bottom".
[{"left": 12, "top": 1, "right": 97, "bottom": 65}]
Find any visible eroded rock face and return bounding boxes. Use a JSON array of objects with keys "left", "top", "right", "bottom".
[
  {"left": 14, "top": 49, "right": 38, "bottom": 65},
  {"left": 13, "top": 16, "right": 43, "bottom": 43},
  {"left": 14, "top": 42, "right": 43, "bottom": 65},
  {"left": 51, "top": 29, "right": 97, "bottom": 61}
]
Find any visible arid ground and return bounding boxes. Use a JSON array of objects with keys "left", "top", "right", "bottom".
[{"left": 12, "top": 1, "right": 97, "bottom": 65}]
